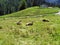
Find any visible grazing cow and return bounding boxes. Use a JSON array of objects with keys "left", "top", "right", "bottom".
[
  {"left": 26, "top": 21, "right": 33, "bottom": 26},
  {"left": 16, "top": 20, "right": 22, "bottom": 25},
  {"left": 42, "top": 19, "right": 49, "bottom": 22}
]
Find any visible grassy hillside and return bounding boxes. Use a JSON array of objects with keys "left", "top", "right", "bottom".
[
  {"left": 0, "top": 7, "right": 60, "bottom": 45},
  {"left": 0, "top": 7, "right": 59, "bottom": 18}
]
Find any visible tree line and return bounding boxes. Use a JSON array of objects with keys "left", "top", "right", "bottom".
[
  {"left": 0, "top": 0, "right": 25, "bottom": 15},
  {"left": 0, "top": 0, "right": 59, "bottom": 15},
  {"left": 0, "top": 0, "right": 45, "bottom": 15}
]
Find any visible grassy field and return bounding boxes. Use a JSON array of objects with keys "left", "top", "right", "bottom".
[{"left": 0, "top": 7, "right": 60, "bottom": 45}]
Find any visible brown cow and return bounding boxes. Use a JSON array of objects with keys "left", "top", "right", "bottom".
[
  {"left": 26, "top": 21, "right": 33, "bottom": 26},
  {"left": 42, "top": 19, "right": 49, "bottom": 22},
  {"left": 16, "top": 20, "right": 22, "bottom": 25}
]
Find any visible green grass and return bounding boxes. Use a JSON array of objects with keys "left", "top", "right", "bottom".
[
  {"left": 0, "top": 6, "right": 59, "bottom": 18},
  {"left": 0, "top": 6, "right": 60, "bottom": 45}
]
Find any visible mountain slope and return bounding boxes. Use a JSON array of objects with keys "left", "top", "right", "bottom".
[
  {"left": 0, "top": 7, "right": 60, "bottom": 45},
  {"left": 1, "top": 6, "right": 59, "bottom": 18}
]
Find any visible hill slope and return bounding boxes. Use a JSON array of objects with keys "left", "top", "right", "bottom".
[
  {"left": 1, "top": 7, "right": 59, "bottom": 18},
  {"left": 0, "top": 7, "right": 60, "bottom": 45}
]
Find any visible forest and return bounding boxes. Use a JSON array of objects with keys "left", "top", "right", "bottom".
[
  {"left": 0, "top": 0, "right": 38, "bottom": 15},
  {"left": 0, "top": 0, "right": 60, "bottom": 15}
]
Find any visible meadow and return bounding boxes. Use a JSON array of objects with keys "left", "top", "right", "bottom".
[{"left": 0, "top": 7, "right": 60, "bottom": 45}]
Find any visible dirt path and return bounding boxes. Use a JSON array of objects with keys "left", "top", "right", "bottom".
[{"left": 55, "top": 11, "right": 60, "bottom": 15}]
